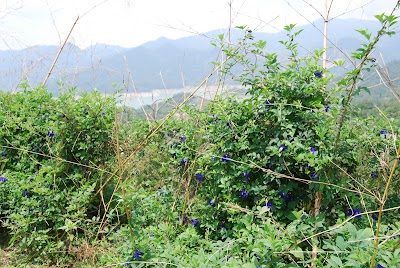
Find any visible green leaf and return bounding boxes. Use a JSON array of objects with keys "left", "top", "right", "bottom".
[
  {"left": 259, "top": 206, "right": 270, "bottom": 216},
  {"left": 327, "top": 255, "right": 343, "bottom": 267},
  {"left": 289, "top": 247, "right": 304, "bottom": 260},
  {"left": 355, "top": 28, "right": 371, "bottom": 40},
  {"left": 335, "top": 236, "right": 346, "bottom": 250}
]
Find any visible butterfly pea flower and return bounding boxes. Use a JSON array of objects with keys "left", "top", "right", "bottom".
[
  {"left": 190, "top": 219, "right": 200, "bottom": 227},
  {"left": 325, "top": 104, "right": 330, "bottom": 112},
  {"left": 1, "top": 152, "right": 6, "bottom": 157},
  {"left": 380, "top": 130, "right": 387, "bottom": 139},
  {"left": 101, "top": 111, "right": 106, "bottom": 115},
  {"left": 314, "top": 71, "right": 323, "bottom": 78},
  {"left": 180, "top": 158, "right": 188, "bottom": 165},
  {"left": 279, "top": 144, "right": 286, "bottom": 152},
  {"left": 348, "top": 208, "right": 361, "bottom": 218},
  {"left": 133, "top": 249, "right": 144, "bottom": 259},
  {"left": 239, "top": 190, "right": 249, "bottom": 198},
  {"left": 22, "top": 190, "right": 29, "bottom": 197},
  {"left": 242, "top": 171, "right": 250, "bottom": 178},
  {"left": 265, "top": 100, "right": 273, "bottom": 107},
  {"left": 279, "top": 192, "right": 292, "bottom": 201},
  {"left": 370, "top": 171, "right": 378, "bottom": 179},
  {"left": 222, "top": 154, "right": 231, "bottom": 162},
  {"left": 47, "top": 131, "right": 54, "bottom": 137},
  {"left": 377, "top": 264, "right": 384, "bottom": 268},
  {"left": 266, "top": 201, "right": 273, "bottom": 209},
  {"left": 179, "top": 214, "right": 188, "bottom": 223},
  {"left": 310, "top": 147, "right": 317, "bottom": 154},
  {"left": 195, "top": 173, "right": 204, "bottom": 182},
  {"left": 178, "top": 135, "right": 186, "bottom": 141},
  {"left": 208, "top": 199, "right": 216, "bottom": 206},
  {"left": 0, "top": 177, "right": 6, "bottom": 182},
  {"left": 311, "top": 173, "right": 319, "bottom": 181},
  {"left": 372, "top": 214, "right": 378, "bottom": 221}
]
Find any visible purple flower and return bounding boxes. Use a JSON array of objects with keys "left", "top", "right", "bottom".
[
  {"left": 265, "top": 100, "right": 273, "bottom": 107},
  {"left": 178, "top": 135, "right": 186, "bottom": 141},
  {"left": 179, "top": 215, "right": 188, "bottom": 223},
  {"left": 314, "top": 71, "right": 323, "bottom": 78},
  {"left": 101, "top": 111, "right": 106, "bottom": 115},
  {"left": 370, "top": 171, "right": 378, "bottom": 179},
  {"left": 133, "top": 249, "right": 144, "bottom": 259},
  {"left": 22, "top": 190, "right": 29, "bottom": 197},
  {"left": 209, "top": 199, "right": 216, "bottom": 206},
  {"left": 190, "top": 219, "right": 200, "bottom": 227},
  {"left": 0, "top": 177, "right": 6, "bottom": 182},
  {"left": 239, "top": 190, "right": 249, "bottom": 198},
  {"left": 380, "top": 130, "right": 387, "bottom": 139},
  {"left": 311, "top": 173, "right": 319, "bottom": 181},
  {"left": 255, "top": 254, "right": 261, "bottom": 260},
  {"left": 1, "top": 152, "right": 6, "bottom": 157},
  {"left": 47, "top": 131, "right": 54, "bottom": 137},
  {"left": 279, "top": 192, "right": 292, "bottom": 201},
  {"left": 242, "top": 171, "right": 250, "bottom": 178},
  {"left": 372, "top": 213, "right": 378, "bottom": 221},
  {"left": 354, "top": 208, "right": 361, "bottom": 218},
  {"left": 279, "top": 144, "right": 286, "bottom": 152},
  {"left": 348, "top": 208, "right": 361, "bottom": 218},
  {"left": 195, "top": 173, "right": 204, "bottom": 182},
  {"left": 226, "top": 122, "right": 232, "bottom": 128},
  {"left": 325, "top": 104, "right": 330, "bottom": 112},
  {"left": 222, "top": 154, "right": 231, "bottom": 162},
  {"left": 266, "top": 201, "right": 272, "bottom": 208},
  {"left": 125, "top": 262, "right": 130, "bottom": 267},
  {"left": 310, "top": 147, "right": 317, "bottom": 154},
  {"left": 377, "top": 264, "right": 384, "bottom": 268},
  {"left": 180, "top": 158, "right": 188, "bottom": 165}
]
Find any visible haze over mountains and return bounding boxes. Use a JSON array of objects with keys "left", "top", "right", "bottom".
[{"left": 1, "top": 18, "right": 399, "bottom": 95}]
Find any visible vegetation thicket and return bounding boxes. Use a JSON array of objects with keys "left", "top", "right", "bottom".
[{"left": 0, "top": 5, "right": 400, "bottom": 268}]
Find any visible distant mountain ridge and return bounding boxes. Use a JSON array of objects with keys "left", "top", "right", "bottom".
[{"left": 0, "top": 18, "right": 399, "bottom": 95}]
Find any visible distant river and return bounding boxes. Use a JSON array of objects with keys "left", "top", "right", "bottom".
[{"left": 118, "top": 86, "right": 244, "bottom": 109}]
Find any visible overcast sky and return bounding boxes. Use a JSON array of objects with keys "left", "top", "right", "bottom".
[{"left": 0, "top": 0, "right": 398, "bottom": 50}]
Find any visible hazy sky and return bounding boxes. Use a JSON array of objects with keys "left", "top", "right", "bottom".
[{"left": 0, "top": 0, "right": 398, "bottom": 50}]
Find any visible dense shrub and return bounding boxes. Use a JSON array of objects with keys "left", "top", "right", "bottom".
[{"left": 0, "top": 86, "right": 117, "bottom": 264}]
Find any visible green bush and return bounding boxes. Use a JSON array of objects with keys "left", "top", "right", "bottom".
[{"left": 0, "top": 86, "right": 117, "bottom": 264}]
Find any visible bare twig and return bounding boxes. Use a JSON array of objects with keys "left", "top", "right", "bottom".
[{"left": 42, "top": 16, "right": 80, "bottom": 86}]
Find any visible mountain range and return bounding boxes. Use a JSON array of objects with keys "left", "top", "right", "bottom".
[{"left": 1, "top": 18, "right": 399, "bottom": 95}]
